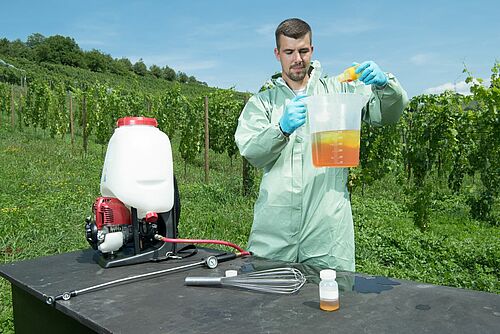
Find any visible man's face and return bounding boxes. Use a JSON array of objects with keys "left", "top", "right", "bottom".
[{"left": 274, "top": 33, "right": 313, "bottom": 84}]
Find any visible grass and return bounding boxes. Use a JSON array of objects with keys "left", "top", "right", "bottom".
[{"left": 0, "top": 121, "right": 499, "bottom": 333}]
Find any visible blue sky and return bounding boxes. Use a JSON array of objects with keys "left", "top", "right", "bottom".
[{"left": 1, "top": 0, "right": 499, "bottom": 97}]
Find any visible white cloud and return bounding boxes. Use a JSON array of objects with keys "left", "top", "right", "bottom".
[
  {"left": 187, "top": 21, "right": 245, "bottom": 38},
  {"left": 423, "top": 80, "right": 473, "bottom": 95},
  {"left": 410, "top": 53, "right": 434, "bottom": 66},
  {"left": 71, "top": 18, "right": 120, "bottom": 50},
  {"left": 173, "top": 60, "right": 218, "bottom": 72},
  {"left": 316, "top": 20, "right": 379, "bottom": 36},
  {"left": 72, "top": 19, "right": 120, "bottom": 38},
  {"left": 256, "top": 23, "right": 275, "bottom": 36}
]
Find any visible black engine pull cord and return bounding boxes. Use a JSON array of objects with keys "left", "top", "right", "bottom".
[{"left": 45, "top": 253, "right": 239, "bottom": 305}]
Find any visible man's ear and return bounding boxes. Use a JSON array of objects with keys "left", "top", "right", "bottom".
[{"left": 274, "top": 47, "right": 280, "bottom": 61}]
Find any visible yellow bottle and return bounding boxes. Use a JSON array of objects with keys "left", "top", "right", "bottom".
[{"left": 337, "top": 65, "right": 361, "bottom": 83}]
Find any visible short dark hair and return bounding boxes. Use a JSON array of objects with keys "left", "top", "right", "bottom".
[{"left": 275, "top": 18, "right": 312, "bottom": 50}]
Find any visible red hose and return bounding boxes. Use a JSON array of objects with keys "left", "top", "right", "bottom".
[{"left": 157, "top": 236, "right": 251, "bottom": 256}]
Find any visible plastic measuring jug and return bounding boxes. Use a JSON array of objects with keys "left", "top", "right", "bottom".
[{"left": 305, "top": 93, "right": 369, "bottom": 168}]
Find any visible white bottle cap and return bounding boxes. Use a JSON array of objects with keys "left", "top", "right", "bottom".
[
  {"left": 225, "top": 270, "right": 238, "bottom": 277},
  {"left": 320, "top": 269, "right": 336, "bottom": 280}
]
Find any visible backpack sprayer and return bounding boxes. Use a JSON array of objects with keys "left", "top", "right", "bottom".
[{"left": 83, "top": 116, "right": 249, "bottom": 268}]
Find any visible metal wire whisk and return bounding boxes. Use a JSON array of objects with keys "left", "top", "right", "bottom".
[{"left": 185, "top": 267, "right": 306, "bottom": 294}]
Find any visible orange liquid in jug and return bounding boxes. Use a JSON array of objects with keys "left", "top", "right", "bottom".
[{"left": 311, "top": 130, "right": 360, "bottom": 167}]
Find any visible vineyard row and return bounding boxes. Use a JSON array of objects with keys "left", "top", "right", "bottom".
[{"left": 0, "top": 63, "right": 498, "bottom": 229}]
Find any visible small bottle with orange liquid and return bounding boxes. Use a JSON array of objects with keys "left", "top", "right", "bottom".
[
  {"left": 337, "top": 65, "right": 361, "bottom": 83},
  {"left": 319, "top": 269, "right": 339, "bottom": 311}
]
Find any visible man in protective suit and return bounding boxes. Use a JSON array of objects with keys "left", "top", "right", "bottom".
[{"left": 235, "top": 18, "right": 408, "bottom": 271}]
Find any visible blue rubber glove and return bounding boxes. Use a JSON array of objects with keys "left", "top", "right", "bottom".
[
  {"left": 355, "top": 61, "right": 388, "bottom": 88},
  {"left": 279, "top": 95, "right": 307, "bottom": 135}
]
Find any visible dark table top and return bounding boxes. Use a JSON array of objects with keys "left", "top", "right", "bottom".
[{"left": 1, "top": 248, "right": 499, "bottom": 334}]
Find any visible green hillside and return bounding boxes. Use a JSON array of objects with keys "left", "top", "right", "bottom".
[{"left": 0, "top": 54, "right": 218, "bottom": 98}]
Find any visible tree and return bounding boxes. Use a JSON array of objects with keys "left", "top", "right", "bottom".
[
  {"left": 177, "top": 71, "right": 188, "bottom": 83},
  {"left": 9, "top": 39, "right": 33, "bottom": 59},
  {"left": 188, "top": 75, "right": 198, "bottom": 84},
  {"left": 84, "top": 49, "right": 113, "bottom": 73},
  {"left": 162, "top": 65, "right": 176, "bottom": 81},
  {"left": 149, "top": 64, "right": 162, "bottom": 78},
  {"left": 113, "top": 57, "right": 133, "bottom": 74},
  {"left": 0, "top": 38, "right": 9, "bottom": 56},
  {"left": 133, "top": 59, "right": 148, "bottom": 76},
  {"left": 26, "top": 33, "right": 46, "bottom": 48},
  {"left": 33, "top": 35, "right": 84, "bottom": 67}
]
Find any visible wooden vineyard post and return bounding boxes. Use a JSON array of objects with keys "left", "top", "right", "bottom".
[
  {"left": 69, "top": 92, "right": 75, "bottom": 146},
  {"left": 204, "top": 96, "right": 209, "bottom": 184},
  {"left": 10, "top": 85, "right": 15, "bottom": 130},
  {"left": 82, "top": 94, "right": 88, "bottom": 153},
  {"left": 18, "top": 87, "right": 25, "bottom": 132}
]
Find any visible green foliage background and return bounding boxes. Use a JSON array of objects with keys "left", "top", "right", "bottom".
[{"left": 0, "top": 123, "right": 498, "bottom": 334}]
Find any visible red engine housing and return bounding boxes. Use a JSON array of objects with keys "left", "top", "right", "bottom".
[{"left": 93, "top": 197, "right": 131, "bottom": 229}]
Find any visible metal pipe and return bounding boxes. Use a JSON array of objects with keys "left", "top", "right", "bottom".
[{"left": 45, "top": 255, "right": 219, "bottom": 305}]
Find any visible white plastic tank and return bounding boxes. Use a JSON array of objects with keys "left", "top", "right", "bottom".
[{"left": 100, "top": 117, "right": 174, "bottom": 218}]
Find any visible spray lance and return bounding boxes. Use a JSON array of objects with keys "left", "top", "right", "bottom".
[{"left": 46, "top": 236, "right": 250, "bottom": 305}]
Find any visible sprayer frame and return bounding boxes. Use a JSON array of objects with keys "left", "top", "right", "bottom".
[{"left": 93, "top": 177, "right": 180, "bottom": 268}]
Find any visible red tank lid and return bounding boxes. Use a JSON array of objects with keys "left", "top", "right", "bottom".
[{"left": 117, "top": 117, "right": 158, "bottom": 127}]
